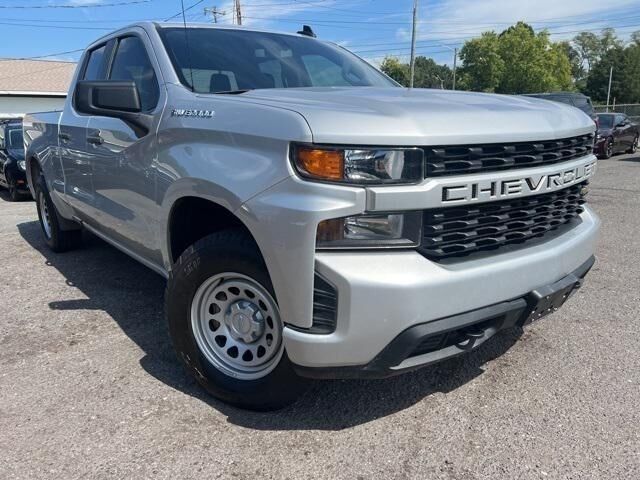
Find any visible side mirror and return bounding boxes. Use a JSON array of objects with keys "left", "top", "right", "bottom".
[{"left": 75, "top": 80, "right": 151, "bottom": 136}]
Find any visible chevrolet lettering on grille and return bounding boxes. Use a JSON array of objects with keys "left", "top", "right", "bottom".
[{"left": 441, "top": 160, "right": 596, "bottom": 204}]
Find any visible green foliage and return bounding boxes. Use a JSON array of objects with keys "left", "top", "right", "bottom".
[
  {"left": 458, "top": 22, "right": 572, "bottom": 94},
  {"left": 585, "top": 44, "right": 640, "bottom": 103},
  {"left": 380, "top": 56, "right": 409, "bottom": 86},
  {"left": 457, "top": 32, "right": 503, "bottom": 92},
  {"left": 380, "top": 55, "right": 453, "bottom": 89},
  {"left": 379, "top": 24, "right": 639, "bottom": 101}
]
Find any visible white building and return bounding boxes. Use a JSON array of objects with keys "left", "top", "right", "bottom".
[{"left": 0, "top": 59, "right": 77, "bottom": 119}]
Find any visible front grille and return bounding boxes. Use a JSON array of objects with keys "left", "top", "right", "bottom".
[
  {"left": 419, "top": 183, "right": 587, "bottom": 260},
  {"left": 424, "top": 134, "right": 594, "bottom": 177}
]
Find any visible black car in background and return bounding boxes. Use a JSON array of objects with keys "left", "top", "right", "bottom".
[
  {"left": 524, "top": 92, "right": 598, "bottom": 123},
  {"left": 0, "top": 119, "right": 30, "bottom": 201},
  {"left": 595, "top": 113, "right": 639, "bottom": 159}
]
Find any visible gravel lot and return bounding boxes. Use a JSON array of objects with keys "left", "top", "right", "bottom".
[{"left": 0, "top": 155, "right": 638, "bottom": 479}]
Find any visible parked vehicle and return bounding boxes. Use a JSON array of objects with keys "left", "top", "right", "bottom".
[
  {"left": 523, "top": 92, "right": 597, "bottom": 123},
  {"left": 0, "top": 119, "right": 29, "bottom": 201},
  {"left": 24, "top": 23, "right": 600, "bottom": 410},
  {"left": 594, "top": 113, "right": 639, "bottom": 158}
]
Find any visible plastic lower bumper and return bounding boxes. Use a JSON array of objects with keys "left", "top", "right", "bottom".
[
  {"left": 284, "top": 206, "right": 599, "bottom": 374},
  {"left": 293, "top": 256, "right": 594, "bottom": 379}
]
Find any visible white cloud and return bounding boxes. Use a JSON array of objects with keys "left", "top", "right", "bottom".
[
  {"left": 217, "top": 0, "right": 342, "bottom": 27},
  {"left": 397, "top": 0, "right": 640, "bottom": 42}
]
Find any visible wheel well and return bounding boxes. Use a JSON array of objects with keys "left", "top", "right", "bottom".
[{"left": 168, "top": 197, "right": 255, "bottom": 264}]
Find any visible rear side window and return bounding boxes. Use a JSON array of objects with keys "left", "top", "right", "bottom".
[
  {"left": 109, "top": 36, "right": 159, "bottom": 112},
  {"left": 83, "top": 44, "right": 107, "bottom": 80}
]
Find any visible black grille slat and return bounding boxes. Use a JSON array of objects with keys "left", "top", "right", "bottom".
[
  {"left": 419, "top": 183, "right": 587, "bottom": 260},
  {"left": 311, "top": 274, "right": 338, "bottom": 333},
  {"left": 424, "top": 134, "right": 594, "bottom": 177}
]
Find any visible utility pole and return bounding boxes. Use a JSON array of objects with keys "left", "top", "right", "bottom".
[
  {"left": 204, "top": 6, "right": 226, "bottom": 23},
  {"left": 452, "top": 47, "right": 457, "bottom": 90},
  {"left": 606, "top": 65, "right": 613, "bottom": 112},
  {"left": 409, "top": 0, "right": 418, "bottom": 88},
  {"left": 235, "top": 0, "right": 243, "bottom": 25}
]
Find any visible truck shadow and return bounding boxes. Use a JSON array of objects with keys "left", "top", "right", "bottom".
[{"left": 18, "top": 219, "right": 523, "bottom": 431}]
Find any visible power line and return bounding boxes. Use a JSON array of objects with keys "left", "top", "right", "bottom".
[
  {"left": 165, "top": 0, "right": 206, "bottom": 21},
  {"left": 0, "top": 48, "right": 84, "bottom": 62}
]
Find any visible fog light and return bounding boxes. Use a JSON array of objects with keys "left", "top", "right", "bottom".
[{"left": 317, "top": 212, "right": 422, "bottom": 248}]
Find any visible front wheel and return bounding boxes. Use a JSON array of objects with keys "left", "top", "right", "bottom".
[{"left": 166, "top": 230, "right": 308, "bottom": 410}]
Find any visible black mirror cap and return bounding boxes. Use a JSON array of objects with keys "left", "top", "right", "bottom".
[{"left": 75, "top": 80, "right": 142, "bottom": 116}]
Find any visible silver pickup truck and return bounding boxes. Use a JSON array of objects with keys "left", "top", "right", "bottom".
[{"left": 24, "top": 22, "right": 600, "bottom": 410}]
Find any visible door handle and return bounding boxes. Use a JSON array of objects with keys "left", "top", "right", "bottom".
[
  {"left": 58, "top": 132, "right": 71, "bottom": 142},
  {"left": 87, "top": 135, "right": 104, "bottom": 145}
]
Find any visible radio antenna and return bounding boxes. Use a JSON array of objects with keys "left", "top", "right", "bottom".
[{"left": 180, "top": 0, "right": 195, "bottom": 91}]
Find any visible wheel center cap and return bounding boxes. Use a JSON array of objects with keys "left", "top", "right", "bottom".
[{"left": 225, "top": 300, "right": 264, "bottom": 343}]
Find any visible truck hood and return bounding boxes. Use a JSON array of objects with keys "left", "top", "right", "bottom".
[{"left": 241, "top": 87, "right": 595, "bottom": 145}]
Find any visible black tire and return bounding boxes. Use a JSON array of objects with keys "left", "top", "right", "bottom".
[
  {"left": 166, "top": 230, "right": 308, "bottom": 411},
  {"left": 35, "top": 174, "right": 82, "bottom": 252},
  {"left": 601, "top": 137, "right": 614, "bottom": 159},
  {"left": 627, "top": 135, "right": 638, "bottom": 154},
  {"left": 7, "top": 177, "right": 21, "bottom": 202}
]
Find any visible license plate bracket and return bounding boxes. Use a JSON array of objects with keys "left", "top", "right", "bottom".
[{"left": 523, "top": 272, "right": 583, "bottom": 324}]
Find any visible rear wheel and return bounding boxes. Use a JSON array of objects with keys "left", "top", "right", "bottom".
[
  {"left": 627, "top": 135, "right": 638, "bottom": 154},
  {"left": 602, "top": 137, "right": 614, "bottom": 159},
  {"left": 166, "top": 230, "right": 308, "bottom": 410},
  {"left": 35, "top": 174, "right": 82, "bottom": 252}
]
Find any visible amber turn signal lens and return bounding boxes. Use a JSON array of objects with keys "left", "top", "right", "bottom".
[{"left": 296, "top": 147, "right": 344, "bottom": 181}]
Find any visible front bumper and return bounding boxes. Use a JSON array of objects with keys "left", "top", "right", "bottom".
[
  {"left": 283, "top": 206, "right": 600, "bottom": 375},
  {"left": 293, "top": 256, "right": 594, "bottom": 379}
]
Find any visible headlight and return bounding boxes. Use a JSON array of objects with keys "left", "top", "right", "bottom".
[
  {"left": 292, "top": 145, "right": 423, "bottom": 184},
  {"left": 317, "top": 212, "right": 422, "bottom": 248},
  {"left": 17, "top": 160, "right": 26, "bottom": 171}
]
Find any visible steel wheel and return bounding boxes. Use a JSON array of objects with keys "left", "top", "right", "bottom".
[
  {"left": 190, "top": 272, "right": 284, "bottom": 380},
  {"left": 39, "top": 191, "right": 52, "bottom": 239}
]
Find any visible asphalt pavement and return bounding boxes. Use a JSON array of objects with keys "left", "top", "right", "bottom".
[{"left": 0, "top": 155, "right": 638, "bottom": 479}]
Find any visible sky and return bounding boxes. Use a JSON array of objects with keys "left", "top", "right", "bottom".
[{"left": 0, "top": 0, "right": 639, "bottom": 66}]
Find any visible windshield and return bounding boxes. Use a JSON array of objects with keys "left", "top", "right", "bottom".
[
  {"left": 7, "top": 128, "right": 22, "bottom": 149},
  {"left": 597, "top": 114, "right": 614, "bottom": 129},
  {"left": 158, "top": 28, "right": 396, "bottom": 93}
]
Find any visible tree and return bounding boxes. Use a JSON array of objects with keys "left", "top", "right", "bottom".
[
  {"left": 380, "top": 56, "right": 409, "bottom": 86},
  {"left": 573, "top": 32, "right": 601, "bottom": 72},
  {"left": 380, "top": 55, "right": 454, "bottom": 89},
  {"left": 585, "top": 46, "right": 625, "bottom": 102},
  {"left": 559, "top": 40, "right": 585, "bottom": 88},
  {"left": 457, "top": 32, "right": 504, "bottom": 92},
  {"left": 496, "top": 23, "right": 572, "bottom": 93},
  {"left": 457, "top": 22, "right": 572, "bottom": 94},
  {"left": 413, "top": 56, "right": 453, "bottom": 89}
]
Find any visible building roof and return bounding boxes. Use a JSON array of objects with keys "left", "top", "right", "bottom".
[{"left": 0, "top": 59, "right": 77, "bottom": 96}]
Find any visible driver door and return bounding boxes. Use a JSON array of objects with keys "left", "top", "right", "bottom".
[{"left": 85, "top": 33, "right": 163, "bottom": 263}]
